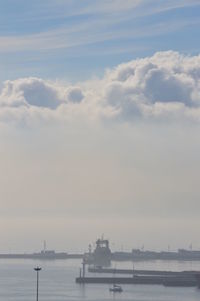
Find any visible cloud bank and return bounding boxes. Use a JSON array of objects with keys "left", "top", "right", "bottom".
[{"left": 1, "top": 51, "right": 200, "bottom": 125}]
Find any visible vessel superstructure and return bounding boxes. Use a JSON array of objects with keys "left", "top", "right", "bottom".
[{"left": 84, "top": 237, "right": 112, "bottom": 266}]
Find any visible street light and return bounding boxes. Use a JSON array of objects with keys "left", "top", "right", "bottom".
[{"left": 34, "top": 267, "right": 42, "bottom": 301}]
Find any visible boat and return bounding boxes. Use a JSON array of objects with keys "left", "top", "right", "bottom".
[
  {"left": 109, "top": 284, "right": 123, "bottom": 292},
  {"left": 84, "top": 237, "right": 112, "bottom": 267}
]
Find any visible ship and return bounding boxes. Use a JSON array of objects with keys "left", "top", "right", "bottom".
[{"left": 84, "top": 237, "right": 112, "bottom": 267}]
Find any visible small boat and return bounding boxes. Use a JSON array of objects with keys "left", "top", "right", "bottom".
[{"left": 109, "top": 284, "right": 123, "bottom": 292}]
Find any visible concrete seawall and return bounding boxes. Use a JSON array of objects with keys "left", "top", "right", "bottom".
[
  {"left": 77, "top": 267, "right": 200, "bottom": 287},
  {"left": 88, "top": 267, "right": 199, "bottom": 276},
  {"left": 76, "top": 275, "right": 197, "bottom": 287}
]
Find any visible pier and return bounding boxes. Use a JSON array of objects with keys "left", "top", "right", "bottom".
[
  {"left": 76, "top": 266, "right": 200, "bottom": 287},
  {"left": 76, "top": 275, "right": 198, "bottom": 287},
  {"left": 88, "top": 266, "right": 198, "bottom": 277}
]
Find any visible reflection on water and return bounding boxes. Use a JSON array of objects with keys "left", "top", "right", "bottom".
[{"left": 0, "top": 259, "right": 200, "bottom": 300}]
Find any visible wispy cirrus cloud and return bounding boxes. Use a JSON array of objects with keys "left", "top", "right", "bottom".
[
  {"left": 1, "top": 0, "right": 200, "bottom": 82},
  {"left": 51, "top": 0, "right": 200, "bottom": 17},
  {"left": 1, "top": 0, "right": 200, "bottom": 54},
  {"left": 0, "top": 16, "right": 199, "bottom": 54}
]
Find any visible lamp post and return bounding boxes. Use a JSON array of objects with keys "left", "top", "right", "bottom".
[{"left": 34, "top": 267, "right": 42, "bottom": 301}]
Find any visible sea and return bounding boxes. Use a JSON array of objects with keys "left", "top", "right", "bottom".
[{"left": 0, "top": 258, "right": 200, "bottom": 301}]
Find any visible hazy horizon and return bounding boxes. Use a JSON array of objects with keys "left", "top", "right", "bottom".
[{"left": 1, "top": 121, "right": 200, "bottom": 254}]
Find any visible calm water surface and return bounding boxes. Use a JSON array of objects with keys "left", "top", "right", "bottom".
[{"left": 0, "top": 259, "right": 200, "bottom": 301}]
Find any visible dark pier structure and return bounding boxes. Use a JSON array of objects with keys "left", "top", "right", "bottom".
[
  {"left": 113, "top": 248, "right": 200, "bottom": 261},
  {"left": 0, "top": 252, "right": 83, "bottom": 260},
  {"left": 88, "top": 266, "right": 199, "bottom": 277},
  {"left": 76, "top": 264, "right": 200, "bottom": 287},
  {"left": 76, "top": 276, "right": 198, "bottom": 287}
]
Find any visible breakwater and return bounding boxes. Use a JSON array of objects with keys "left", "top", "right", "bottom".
[
  {"left": 76, "top": 267, "right": 200, "bottom": 287},
  {"left": 88, "top": 266, "right": 198, "bottom": 276},
  {"left": 0, "top": 253, "right": 83, "bottom": 260},
  {"left": 76, "top": 275, "right": 198, "bottom": 287}
]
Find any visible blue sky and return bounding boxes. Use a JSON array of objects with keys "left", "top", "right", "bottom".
[{"left": 1, "top": 0, "right": 200, "bottom": 82}]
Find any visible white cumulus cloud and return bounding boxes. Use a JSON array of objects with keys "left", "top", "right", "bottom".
[{"left": 1, "top": 51, "right": 200, "bottom": 125}]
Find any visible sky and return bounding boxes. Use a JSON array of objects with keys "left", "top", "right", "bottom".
[{"left": 0, "top": 0, "right": 200, "bottom": 253}]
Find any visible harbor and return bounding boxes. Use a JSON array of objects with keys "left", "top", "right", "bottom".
[
  {"left": 76, "top": 238, "right": 200, "bottom": 288},
  {"left": 1, "top": 258, "right": 200, "bottom": 301},
  {"left": 1, "top": 238, "right": 200, "bottom": 289},
  {"left": 1, "top": 238, "right": 200, "bottom": 262}
]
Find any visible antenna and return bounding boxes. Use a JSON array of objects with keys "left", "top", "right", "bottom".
[{"left": 43, "top": 240, "right": 46, "bottom": 253}]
